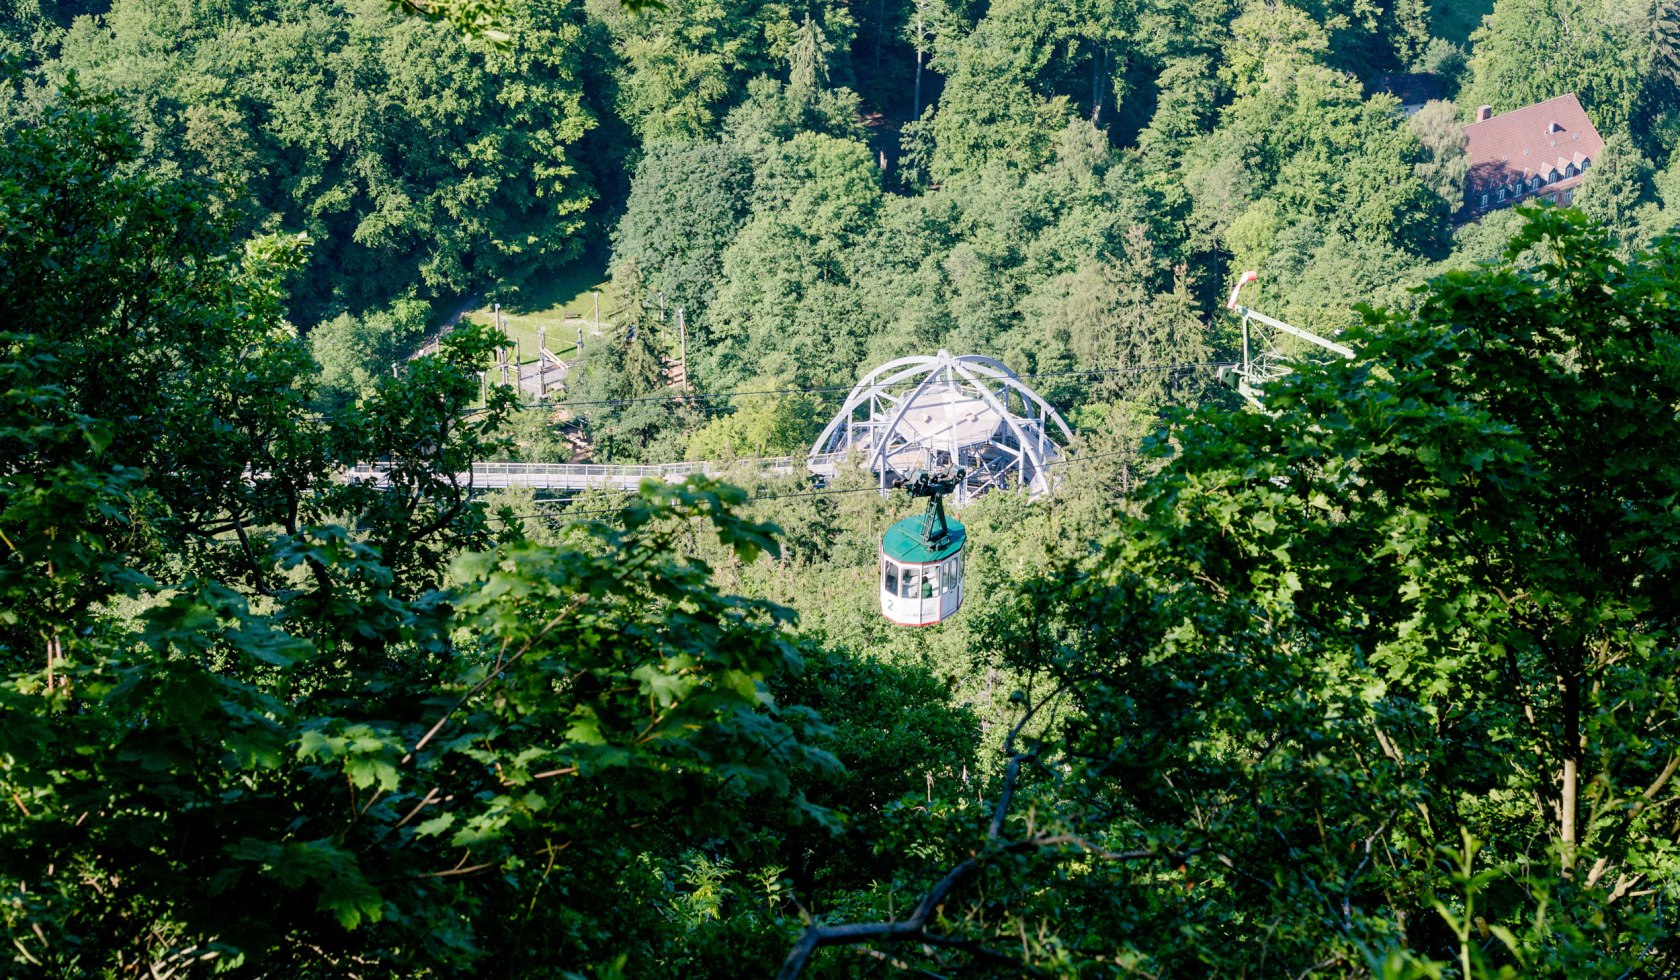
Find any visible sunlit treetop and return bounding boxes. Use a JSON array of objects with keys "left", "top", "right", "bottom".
[{"left": 390, "top": 0, "right": 665, "bottom": 45}]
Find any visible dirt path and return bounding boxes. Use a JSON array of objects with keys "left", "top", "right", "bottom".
[{"left": 409, "top": 294, "right": 481, "bottom": 359}]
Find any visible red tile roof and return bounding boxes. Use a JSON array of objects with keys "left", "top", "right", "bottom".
[{"left": 1463, "top": 93, "right": 1603, "bottom": 212}]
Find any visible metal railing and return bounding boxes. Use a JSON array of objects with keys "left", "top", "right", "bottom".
[{"left": 345, "top": 452, "right": 852, "bottom": 490}]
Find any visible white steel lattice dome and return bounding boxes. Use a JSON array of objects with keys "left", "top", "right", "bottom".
[{"left": 808, "top": 350, "right": 1072, "bottom": 502}]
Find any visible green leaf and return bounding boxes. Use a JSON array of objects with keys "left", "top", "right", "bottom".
[{"left": 414, "top": 813, "right": 455, "bottom": 838}]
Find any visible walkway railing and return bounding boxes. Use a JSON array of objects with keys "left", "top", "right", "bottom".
[{"left": 345, "top": 452, "right": 851, "bottom": 490}]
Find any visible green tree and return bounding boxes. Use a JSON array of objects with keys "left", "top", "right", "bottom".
[
  {"left": 561, "top": 258, "right": 703, "bottom": 461},
  {"left": 1219, "top": 0, "right": 1330, "bottom": 99},
  {"left": 929, "top": 0, "right": 1073, "bottom": 184},
  {"left": 780, "top": 208, "right": 1680, "bottom": 979},
  {"left": 311, "top": 295, "right": 433, "bottom": 408},
  {"left": 599, "top": 0, "right": 854, "bottom": 143},
  {"left": 1642, "top": 141, "right": 1680, "bottom": 240},
  {"left": 1385, "top": 0, "right": 1430, "bottom": 66},
  {"left": 1, "top": 83, "right": 844, "bottom": 977},
  {"left": 722, "top": 73, "right": 868, "bottom": 158},
  {"left": 1224, "top": 62, "right": 1447, "bottom": 255},
  {"left": 904, "top": 0, "right": 958, "bottom": 123},
  {"left": 1462, "top": 0, "right": 1650, "bottom": 134},
  {"left": 1408, "top": 98, "right": 1468, "bottom": 213},
  {"left": 786, "top": 13, "right": 831, "bottom": 103},
  {"left": 709, "top": 132, "right": 881, "bottom": 386},
  {"left": 1116, "top": 207, "right": 1680, "bottom": 966},
  {"left": 684, "top": 357, "right": 824, "bottom": 460},
  {"left": 1026, "top": 225, "right": 1211, "bottom": 406},
  {"left": 1135, "top": 54, "right": 1219, "bottom": 174},
  {"left": 1576, "top": 130, "right": 1654, "bottom": 252},
  {"left": 1409, "top": 37, "right": 1467, "bottom": 85},
  {"left": 611, "top": 139, "right": 754, "bottom": 330},
  {"left": 48, "top": 0, "right": 603, "bottom": 321}
]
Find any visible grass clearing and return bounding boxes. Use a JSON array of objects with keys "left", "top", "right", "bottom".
[
  {"left": 1432, "top": 0, "right": 1493, "bottom": 48},
  {"left": 469, "top": 256, "right": 619, "bottom": 365}
]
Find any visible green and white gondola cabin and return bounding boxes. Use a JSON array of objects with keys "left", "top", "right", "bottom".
[{"left": 879, "top": 511, "right": 965, "bottom": 626}]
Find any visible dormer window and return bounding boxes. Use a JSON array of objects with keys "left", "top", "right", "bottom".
[
  {"left": 1565, "top": 163, "right": 1577, "bottom": 177},
  {"left": 1548, "top": 121, "right": 1563, "bottom": 134},
  {"left": 1581, "top": 158, "right": 1591, "bottom": 171}
]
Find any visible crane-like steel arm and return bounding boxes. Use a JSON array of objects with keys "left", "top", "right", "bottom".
[{"left": 1223, "top": 271, "right": 1355, "bottom": 409}]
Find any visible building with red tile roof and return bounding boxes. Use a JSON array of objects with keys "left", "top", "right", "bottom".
[{"left": 1463, "top": 93, "right": 1604, "bottom": 217}]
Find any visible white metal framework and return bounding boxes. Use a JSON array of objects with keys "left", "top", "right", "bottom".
[
  {"left": 1219, "top": 271, "right": 1355, "bottom": 409},
  {"left": 809, "top": 350, "right": 1073, "bottom": 501}
]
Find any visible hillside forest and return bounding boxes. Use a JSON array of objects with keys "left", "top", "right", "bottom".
[{"left": 4, "top": 0, "right": 1680, "bottom": 975}]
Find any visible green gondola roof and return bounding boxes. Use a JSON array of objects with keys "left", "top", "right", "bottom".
[{"left": 882, "top": 513, "right": 965, "bottom": 564}]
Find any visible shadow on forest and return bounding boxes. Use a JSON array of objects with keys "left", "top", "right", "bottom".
[
  {"left": 494, "top": 253, "right": 614, "bottom": 320},
  {"left": 1432, "top": 0, "right": 1493, "bottom": 47}
]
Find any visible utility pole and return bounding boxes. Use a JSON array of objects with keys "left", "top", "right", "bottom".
[
  {"left": 677, "top": 308, "right": 689, "bottom": 391},
  {"left": 492, "top": 301, "right": 507, "bottom": 382}
]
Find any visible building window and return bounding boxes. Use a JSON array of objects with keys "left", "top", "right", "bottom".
[
  {"left": 1497, "top": 188, "right": 1506, "bottom": 202},
  {"left": 1481, "top": 193, "right": 1489, "bottom": 207},
  {"left": 1565, "top": 188, "right": 1575, "bottom": 204}
]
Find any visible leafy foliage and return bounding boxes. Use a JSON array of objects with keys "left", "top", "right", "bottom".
[
  {"left": 1461, "top": 0, "right": 1651, "bottom": 135},
  {"left": 0, "top": 85, "right": 845, "bottom": 976},
  {"left": 35, "top": 0, "right": 604, "bottom": 322},
  {"left": 786, "top": 209, "right": 1680, "bottom": 977}
]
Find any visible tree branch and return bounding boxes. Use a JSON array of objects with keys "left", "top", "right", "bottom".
[
  {"left": 401, "top": 592, "right": 589, "bottom": 764},
  {"left": 777, "top": 683, "right": 1180, "bottom": 979}
]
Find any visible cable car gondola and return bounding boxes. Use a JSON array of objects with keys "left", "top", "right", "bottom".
[{"left": 879, "top": 469, "right": 965, "bottom": 626}]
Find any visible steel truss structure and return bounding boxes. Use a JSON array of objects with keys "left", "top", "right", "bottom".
[
  {"left": 1219, "top": 271, "right": 1355, "bottom": 409},
  {"left": 808, "top": 350, "right": 1073, "bottom": 502}
]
